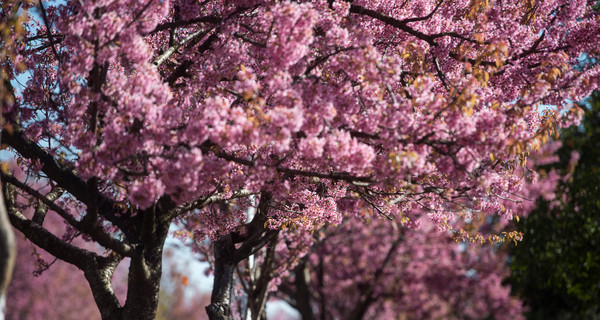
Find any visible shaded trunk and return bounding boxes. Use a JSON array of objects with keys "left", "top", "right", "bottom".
[
  {"left": 207, "top": 192, "right": 277, "bottom": 320},
  {"left": 120, "top": 206, "right": 171, "bottom": 320},
  {"left": 294, "top": 261, "right": 316, "bottom": 320},
  {"left": 120, "top": 254, "right": 164, "bottom": 320},
  {"left": 206, "top": 234, "right": 236, "bottom": 320}
]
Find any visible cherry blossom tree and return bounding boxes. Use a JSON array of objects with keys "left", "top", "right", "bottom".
[
  {"left": 1, "top": 0, "right": 599, "bottom": 319},
  {"left": 273, "top": 218, "right": 525, "bottom": 320},
  {"left": 224, "top": 143, "right": 565, "bottom": 320},
  {"left": 6, "top": 222, "right": 209, "bottom": 320}
]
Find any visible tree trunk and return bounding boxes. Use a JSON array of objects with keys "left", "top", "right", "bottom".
[
  {"left": 206, "top": 234, "right": 236, "bottom": 320},
  {"left": 120, "top": 255, "right": 164, "bottom": 320},
  {"left": 120, "top": 208, "right": 171, "bottom": 320},
  {"left": 0, "top": 192, "right": 16, "bottom": 320},
  {"left": 294, "top": 261, "right": 316, "bottom": 320}
]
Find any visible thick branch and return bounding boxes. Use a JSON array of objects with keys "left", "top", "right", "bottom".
[
  {"left": 207, "top": 192, "right": 276, "bottom": 320},
  {"left": 32, "top": 186, "right": 64, "bottom": 225},
  {"left": 140, "top": 206, "right": 157, "bottom": 248},
  {"left": 164, "top": 32, "right": 219, "bottom": 86},
  {"left": 233, "top": 192, "right": 278, "bottom": 263},
  {"left": 2, "top": 129, "right": 86, "bottom": 202},
  {"left": 401, "top": 0, "right": 443, "bottom": 23},
  {"left": 448, "top": 52, "right": 498, "bottom": 67},
  {"left": 122, "top": 206, "right": 170, "bottom": 320},
  {"left": 235, "top": 230, "right": 278, "bottom": 264},
  {"left": 349, "top": 4, "right": 437, "bottom": 46},
  {"left": 2, "top": 172, "right": 133, "bottom": 256},
  {"left": 518, "top": 30, "right": 545, "bottom": 59},
  {"left": 433, "top": 57, "right": 449, "bottom": 89},
  {"left": 231, "top": 202, "right": 269, "bottom": 244},
  {"left": 4, "top": 184, "right": 97, "bottom": 269},
  {"left": 82, "top": 254, "right": 124, "bottom": 320},
  {"left": 7, "top": 183, "right": 123, "bottom": 319},
  {"left": 154, "top": 29, "right": 208, "bottom": 66},
  {"left": 277, "top": 168, "right": 373, "bottom": 183},
  {"left": 248, "top": 235, "right": 278, "bottom": 320},
  {"left": 304, "top": 46, "right": 361, "bottom": 76},
  {"left": 121, "top": 254, "right": 162, "bottom": 320},
  {"left": 1, "top": 129, "right": 132, "bottom": 241}
]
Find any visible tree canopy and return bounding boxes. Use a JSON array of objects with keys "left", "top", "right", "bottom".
[{"left": 1, "top": 0, "right": 599, "bottom": 319}]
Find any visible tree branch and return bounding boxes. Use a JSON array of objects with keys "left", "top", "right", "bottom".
[
  {"left": 248, "top": 234, "right": 278, "bottom": 320},
  {"left": 293, "top": 260, "right": 316, "bottom": 320},
  {"left": 401, "top": 0, "right": 443, "bottom": 24},
  {"left": 1, "top": 172, "right": 133, "bottom": 257},
  {"left": 349, "top": 4, "right": 437, "bottom": 46},
  {"left": 154, "top": 29, "right": 209, "bottom": 66},
  {"left": 32, "top": 186, "right": 64, "bottom": 225},
  {"left": 235, "top": 230, "right": 279, "bottom": 264},
  {"left": 0, "top": 189, "right": 15, "bottom": 320},
  {"left": 4, "top": 184, "right": 97, "bottom": 269},
  {"left": 150, "top": 15, "right": 221, "bottom": 33},
  {"left": 82, "top": 254, "right": 124, "bottom": 320},
  {"left": 277, "top": 167, "right": 374, "bottom": 184},
  {"left": 165, "top": 188, "right": 256, "bottom": 222},
  {"left": 38, "top": 0, "right": 60, "bottom": 60},
  {"left": 1, "top": 129, "right": 133, "bottom": 241}
]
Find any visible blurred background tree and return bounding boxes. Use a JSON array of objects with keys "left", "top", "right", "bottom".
[{"left": 508, "top": 91, "right": 600, "bottom": 320}]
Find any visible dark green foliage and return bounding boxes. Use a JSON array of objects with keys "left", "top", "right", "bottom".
[{"left": 509, "top": 92, "right": 600, "bottom": 320}]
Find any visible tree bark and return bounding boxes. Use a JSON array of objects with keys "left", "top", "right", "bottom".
[
  {"left": 206, "top": 234, "right": 236, "bottom": 320},
  {"left": 121, "top": 206, "right": 171, "bottom": 320},
  {"left": 120, "top": 254, "right": 164, "bottom": 320},
  {"left": 0, "top": 191, "right": 15, "bottom": 320},
  {"left": 294, "top": 261, "right": 316, "bottom": 320}
]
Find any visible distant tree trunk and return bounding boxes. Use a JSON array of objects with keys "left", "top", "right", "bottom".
[
  {"left": 293, "top": 261, "right": 316, "bottom": 320},
  {"left": 206, "top": 194, "right": 278, "bottom": 320},
  {"left": 0, "top": 192, "right": 16, "bottom": 320}
]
